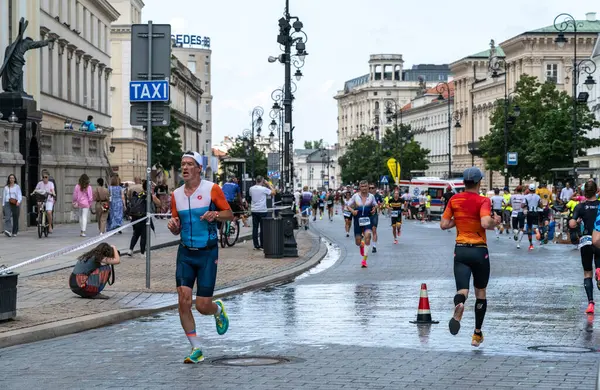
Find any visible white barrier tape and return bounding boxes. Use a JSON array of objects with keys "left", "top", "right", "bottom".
[{"left": 0, "top": 215, "right": 150, "bottom": 275}]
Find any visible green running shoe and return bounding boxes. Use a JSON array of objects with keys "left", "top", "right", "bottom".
[
  {"left": 183, "top": 347, "right": 204, "bottom": 364},
  {"left": 214, "top": 300, "right": 229, "bottom": 335}
]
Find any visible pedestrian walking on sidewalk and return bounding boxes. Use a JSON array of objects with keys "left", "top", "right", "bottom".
[
  {"left": 107, "top": 175, "right": 125, "bottom": 233},
  {"left": 167, "top": 151, "right": 232, "bottom": 364},
  {"left": 94, "top": 178, "right": 110, "bottom": 234},
  {"left": 72, "top": 174, "right": 93, "bottom": 237},
  {"left": 249, "top": 176, "right": 275, "bottom": 250},
  {"left": 69, "top": 243, "right": 120, "bottom": 299},
  {"left": 440, "top": 167, "right": 501, "bottom": 347},
  {"left": 3, "top": 173, "right": 22, "bottom": 237},
  {"left": 126, "top": 180, "right": 160, "bottom": 257}
]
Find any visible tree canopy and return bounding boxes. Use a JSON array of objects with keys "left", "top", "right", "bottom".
[
  {"left": 151, "top": 113, "right": 183, "bottom": 171},
  {"left": 304, "top": 139, "right": 324, "bottom": 149},
  {"left": 339, "top": 124, "right": 430, "bottom": 185},
  {"left": 226, "top": 136, "right": 268, "bottom": 179},
  {"left": 479, "top": 74, "right": 600, "bottom": 181}
]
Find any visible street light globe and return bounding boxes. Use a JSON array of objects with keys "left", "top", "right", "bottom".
[
  {"left": 294, "top": 69, "right": 303, "bottom": 81},
  {"left": 555, "top": 33, "right": 567, "bottom": 48},
  {"left": 269, "top": 131, "right": 275, "bottom": 143},
  {"left": 584, "top": 75, "right": 596, "bottom": 91},
  {"left": 513, "top": 105, "right": 521, "bottom": 117},
  {"left": 272, "top": 102, "right": 281, "bottom": 113},
  {"left": 257, "top": 116, "right": 263, "bottom": 127},
  {"left": 269, "top": 119, "right": 277, "bottom": 131}
]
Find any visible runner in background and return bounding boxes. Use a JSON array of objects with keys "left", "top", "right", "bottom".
[
  {"left": 342, "top": 191, "right": 353, "bottom": 237},
  {"left": 389, "top": 189, "right": 404, "bottom": 244}
]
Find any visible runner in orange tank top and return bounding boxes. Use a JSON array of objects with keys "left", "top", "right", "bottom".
[{"left": 440, "top": 167, "right": 501, "bottom": 347}]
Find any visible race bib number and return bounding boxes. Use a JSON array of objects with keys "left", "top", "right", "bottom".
[
  {"left": 579, "top": 235, "right": 592, "bottom": 249},
  {"left": 358, "top": 217, "right": 370, "bottom": 226},
  {"left": 390, "top": 210, "right": 399, "bottom": 217},
  {"left": 343, "top": 211, "right": 351, "bottom": 218},
  {"left": 327, "top": 200, "right": 333, "bottom": 205}
]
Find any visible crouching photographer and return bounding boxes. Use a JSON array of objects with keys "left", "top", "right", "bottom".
[{"left": 69, "top": 243, "right": 120, "bottom": 299}]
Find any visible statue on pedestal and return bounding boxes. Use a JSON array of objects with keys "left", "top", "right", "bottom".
[{"left": 0, "top": 17, "right": 55, "bottom": 94}]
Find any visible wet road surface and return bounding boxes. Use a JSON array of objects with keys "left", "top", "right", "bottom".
[{"left": 1, "top": 215, "right": 599, "bottom": 389}]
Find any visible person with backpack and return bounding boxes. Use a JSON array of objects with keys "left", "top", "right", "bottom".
[
  {"left": 69, "top": 243, "right": 120, "bottom": 299},
  {"left": 125, "top": 180, "right": 160, "bottom": 257}
]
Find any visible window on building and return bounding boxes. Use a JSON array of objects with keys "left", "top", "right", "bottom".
[
  {"left": 373, "top": 91, "right": 378, "bottom": 96},
  {"left": 394, "top": 65, "right": 401, "bottom": 81},
  {"left": 546, "top": 63, "right": 558, "bottom": 83},
  {"left": 205, "top": 102, "right": 210, "bottom": 113},
  {"left": 187, "top": 61, "right": 196, "bottom": 73},
  {"left": 438, "top": 74, "right": 445, "bottom": 81},
  {"left": 375, "top": 101, "right": 379, "bottom": 110},
  {"left": 384, "top": 65, "right": 392, "bottom": 80},
  {"left": 386, "top": 90, "right": 391, "bottom": 96},
  {"left": 374, "top": 65, "right": 382, "bottom": 80}
]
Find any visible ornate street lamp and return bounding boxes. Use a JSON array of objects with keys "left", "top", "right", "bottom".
[{"left": 553, "top": 13, "right": 598, "bottom": 182}]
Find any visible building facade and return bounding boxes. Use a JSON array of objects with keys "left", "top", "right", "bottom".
[
  {"left": 294, "top": 147, "right": 339, "bottom": 191},
  {"left": 108, "top": 1, "right": 212, "bottom": 183},
  {"left": 583, "top": 33, "right": 600, "bottom": 173},
  {"left": 451, "top": 13, "right": 600, "bottom": 188},
  {"left": 403, "top": 64, "right": 450, "bottom": 82},
  {"left": 401, "top": 83, "right": 455, "bottom": 178}
]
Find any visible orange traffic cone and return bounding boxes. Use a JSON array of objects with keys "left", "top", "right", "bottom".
[{"left": 410, "top": 283, "right": 439, "bottom": 324}]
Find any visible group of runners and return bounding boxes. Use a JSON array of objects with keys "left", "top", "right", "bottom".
[{"left": 157, "top": 152, "right": 600, "bottom": 360}]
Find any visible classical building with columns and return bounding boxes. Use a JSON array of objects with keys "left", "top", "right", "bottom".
[
  {"left": 39, "top": 0, "right": 119, "bottom": 131},
  {"left": 451, "top": 12, "right": 600, "bottom": 188},
  {"left": 335, "top": 54, "right": 449, "bottom": 154},
  {"left": 400, "top": 82, "right": 455, "bottom": 178}
]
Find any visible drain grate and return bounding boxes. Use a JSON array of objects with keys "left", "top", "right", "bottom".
[
  {"left": 528, "top": 345, "right": 596, "bottom": 353},
  {"left": 211, "top": 356, "right": 300, "bottom": 366}
]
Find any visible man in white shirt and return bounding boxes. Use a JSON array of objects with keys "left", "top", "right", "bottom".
[
  {"left": 560, "top": 183, "right": 574, "bottom": 204},
  {"left": 249, "top": 176, "right": 276, "bottom": 250}
]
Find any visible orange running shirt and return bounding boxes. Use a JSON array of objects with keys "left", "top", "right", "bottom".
[{"left": 442, "top": 191, "right": 491, "bottom": 245}]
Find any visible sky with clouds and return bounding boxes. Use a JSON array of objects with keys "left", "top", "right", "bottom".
[{"left": 143, "top": 0, "right": 599, "bottom": 148}]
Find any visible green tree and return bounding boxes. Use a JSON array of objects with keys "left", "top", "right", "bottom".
[
  {"left": 226, "top": 136, "right": 268, "bottom": 178},
  {"left": 303, "top": 139, "right": 323, "bottom": 149},
  {"left": 338, "top": 125, "right": 429, "bottom": 185},
  {"left": 479, "top": 74, "right": 600, "bottom": 181},
  {"left": 381, "top": 124, "right": 430, "bottom": 180},
  {"left": 151, "top": 113, "right": 182, "bottom": 170},
  {"left": 338, "top": 135, "right": 381, "bottom": 184}
]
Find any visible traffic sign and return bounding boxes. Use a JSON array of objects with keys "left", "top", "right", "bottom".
[
  {"left": 380, "top": 175, "right": 389, "bottom": 184},
  {"left": 130, "top": 80, "right": 170, "bottom": 102},
  {"left": 130, "top": 104, "right": 170, "bottom": 126},
  {"left": 131, "top": 24, "right": 172, "bottom": 81},
  {"left": 507, "top": 152, "right": 518, "bottom": 166}
]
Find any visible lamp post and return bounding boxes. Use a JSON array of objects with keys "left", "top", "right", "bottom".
[
  {"left": 384, "top": 99, "right": 404, "bottom": 179},
  {"left": 490, "top": 59, "right": 522, "bottom": 187},
  {"left": 554, "top": 13, "right": 597, "bottom": 183},
  {"left": 271, "top": 85, "right": 294, "bottom": 190},
  {"left": 436, "top": 82, "right": 453, "bottom": 178},
  {"left": 250, "top": 107, "right": 263, "bottom": 179},
  {"left": 269, "top": 0, "right": 307, "bottom": 191}
]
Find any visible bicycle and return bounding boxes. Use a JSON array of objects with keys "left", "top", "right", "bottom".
[
  {"left": 32, "top": 190, "right": 50, "bottom": 238},
  {"left": 220, "top": 216, "right": 240, "bottom": 248}
]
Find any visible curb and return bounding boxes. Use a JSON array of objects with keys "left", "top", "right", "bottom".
[{"left": 0, "top": 232, "right": 327, "bottom": 349}]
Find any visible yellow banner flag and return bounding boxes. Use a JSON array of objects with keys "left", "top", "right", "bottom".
[{"left": 387, "top": 158, "right": 400, "bottom": 184}]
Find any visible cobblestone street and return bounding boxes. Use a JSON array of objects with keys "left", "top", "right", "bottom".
[{"left": 1, "top": 215, "right": 598, "bottom": 389}]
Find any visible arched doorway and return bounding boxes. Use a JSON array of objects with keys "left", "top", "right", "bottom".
[{"left": 26, "top": 122, "right": 40, "bottom": 226}]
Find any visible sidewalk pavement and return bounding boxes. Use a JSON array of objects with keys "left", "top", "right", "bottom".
[
  {"left": 0, "top": 229, "right": 327, "bottom": 348},
  {"left": 0, "top": 219, "right": 252, "bottom": 276}
]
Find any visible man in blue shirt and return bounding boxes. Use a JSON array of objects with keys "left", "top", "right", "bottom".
[{"left": 221, "top": 177, "right": 242, "bottom": 216}]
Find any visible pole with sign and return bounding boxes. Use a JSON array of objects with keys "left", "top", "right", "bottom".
[{"left": 130, "top": 22, "right": 171, "bottom": 288}]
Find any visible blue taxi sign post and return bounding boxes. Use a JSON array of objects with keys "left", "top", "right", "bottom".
[
  {"left": 507, "top": 152, "right": 518, "bottom": 166},
  {"left": 129, "top": 80, "right": 169, "bottom": 102}
]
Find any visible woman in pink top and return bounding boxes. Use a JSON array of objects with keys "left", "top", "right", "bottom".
[{"left": 73, "top": 174, "right": 93, "bottom": 237}]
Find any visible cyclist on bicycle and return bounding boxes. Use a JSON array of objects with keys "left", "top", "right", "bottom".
[
  {"left": 221, "top": 176, "right": 242, "bottom": 220},
  {"left": 35, "top": 174, "right": 56, "bottom": 233}
]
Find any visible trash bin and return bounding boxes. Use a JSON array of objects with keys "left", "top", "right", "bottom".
[
  {"left": 0, "top": 272, "right": 18, "bottom": 320},
  {"left": 262, "top": 217, "right": 284, "bottom": 258}
]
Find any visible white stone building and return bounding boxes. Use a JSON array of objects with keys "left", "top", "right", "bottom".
[
  {"left": 582, "top": 34, "right": 600, "bottom": 175},
  {"left": 293, "top": 147, "right": 339, "bottom": 191},
  {"left": 401, "top": 82, "right": 455, "bottom": 178},
  {"left": 38, "top": 0, "right": 119, "bottom": 132}
]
